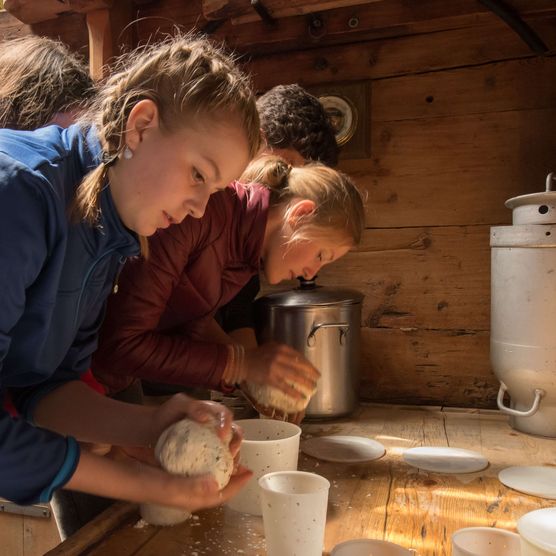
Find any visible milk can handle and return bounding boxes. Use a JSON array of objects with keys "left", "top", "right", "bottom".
[
  {"left": 546, "top": 171, "right": 555, "bottom": 191},
  {"left": 496, "top": 381, "right": 545, "bottom": 417},
  {"left": 307, "top": 322, "right": 349, "bottom": 347}
]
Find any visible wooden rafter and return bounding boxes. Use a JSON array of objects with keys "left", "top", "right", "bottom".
[
  {"left": 202, "top": 0, "right": 384, "bottom": 23},
  {"left": 3, "top": 0, "right": 113, "bottom": 24}
]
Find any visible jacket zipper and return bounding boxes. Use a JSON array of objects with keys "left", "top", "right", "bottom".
[
  {"left": 73, "top": 248, "right": 118, "bottom": 328},
  {"left": 112, "top": 256, "right": 127, "bottom": 294}
]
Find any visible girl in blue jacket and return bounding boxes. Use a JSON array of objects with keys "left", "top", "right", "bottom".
[{"left": 0, "top": 34, "right": 260, "bottom": 512}]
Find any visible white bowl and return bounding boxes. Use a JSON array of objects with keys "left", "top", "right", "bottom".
[
  {"left": 330, "top": 538, "right": 412, "bottom": 556},
  {"left": 452, "top": 526, "right": 520, "bottom": 556}
]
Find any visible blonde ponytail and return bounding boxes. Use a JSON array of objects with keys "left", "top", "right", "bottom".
[
  {"left": 241, "top": 155, "right": 365, "bottom": 246},
  {"left": 240, "top": 156, "right": 292, "bottom": 195}
]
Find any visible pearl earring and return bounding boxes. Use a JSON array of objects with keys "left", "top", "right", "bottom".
[{"left": 123, "top": 145, "right": 133, "bottom": 160}]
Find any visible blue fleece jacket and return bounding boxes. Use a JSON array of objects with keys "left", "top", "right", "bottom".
[{"left": 0, "top": 124, "right": 139, "bottom": 504}]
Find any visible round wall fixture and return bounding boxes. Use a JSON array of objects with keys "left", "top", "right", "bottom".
[{"left": 318, "top": 94, "right": 358, "bottom": 146}]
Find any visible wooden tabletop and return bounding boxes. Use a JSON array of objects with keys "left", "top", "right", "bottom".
[{"left": 47, "top": 404, "right": 556, "bottom": 556}]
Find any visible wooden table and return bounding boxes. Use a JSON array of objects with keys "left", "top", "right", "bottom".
[{"left": 47, "top": 404, "right": 556, "bottom": 555}]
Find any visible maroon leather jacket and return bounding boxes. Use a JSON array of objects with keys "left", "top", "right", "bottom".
[{"left": 92, "top": 182, "right": 269, "bottom": 394}]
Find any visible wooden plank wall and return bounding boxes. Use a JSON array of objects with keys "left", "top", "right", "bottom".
[
  {"left": 0, "top": 510, "right": 59, "bottom": 556},
  {"left": 1, "top": 1, "right": 556, "bottom": 410},
  {"left": 239, "top": 15, "right": 556, "bottom": 407}
]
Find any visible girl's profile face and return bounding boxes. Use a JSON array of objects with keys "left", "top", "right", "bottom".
[
  {"left": 112, "top": 114, "right": 251, "bottom": 237},
  {"left": 262, "top": 231, "right": 351, "bottom": 285}
]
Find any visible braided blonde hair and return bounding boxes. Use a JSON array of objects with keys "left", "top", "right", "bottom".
[
  {"left": 241, "top": 155, "right": 365, "bottom": 246},
  {"left": 75, "top": 33, "right": 261, "bottom": 247}
]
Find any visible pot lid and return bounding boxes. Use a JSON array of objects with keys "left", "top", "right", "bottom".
[
  {"left": 506, "top": 172, "right": 556, "bottom": 209},
  {"left": 258, "top": 276, "right": 363, "bottom": 307}
]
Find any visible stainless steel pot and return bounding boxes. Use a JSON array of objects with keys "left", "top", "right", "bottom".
[{"left": 255, "top": 277, "right": 363, "bottom": 418}]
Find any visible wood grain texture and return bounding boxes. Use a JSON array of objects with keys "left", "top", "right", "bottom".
[
  {"left": 359, "top": 328, "right": 494, "bottom": 408},
  {"left": 0, "top": 511, "right": 60, "bottom": 556},
  {"left": 45, "top": 502, "right": 137, "bottom": 556},
  {"left": 130, "top": 0, "right": 556, "bottom": 56},
  {"left": 202, "top": 0, "right": 384, "bottom": 23},
  {"left": 316, "top": 226, "right": 490, "bottom": 330},
  {"left": 246, "top": 19, "right": 556, "bottom": 88},
  {"left": 3, "top": 0, "right": 112, "bottom": 25},
  {"left": 49, "top": 405, "right": 556, "bottom": 555},
  {"left": 132, "top": 0, "right": 556, "bottom": 56}
]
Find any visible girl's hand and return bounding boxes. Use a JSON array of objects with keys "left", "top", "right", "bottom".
[
  {"left": 150, "top": 393, "right": 236, "bottom": 447},
  {"left": 162, "top": 465, "right": 253, "bottom": 512},
  {"left": 242, "top": 342, "right": 320, "bottom": 400},
  {"left": 67, "top": 447, "right": 252, "bottom": 513},
  {"left": 240, "top": 387, "right": 306, "bottom": 425}
]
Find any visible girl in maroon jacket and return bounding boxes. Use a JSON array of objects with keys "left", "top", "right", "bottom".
[{"left": 93, "top": 156, "right": 365, "bottom": 415}]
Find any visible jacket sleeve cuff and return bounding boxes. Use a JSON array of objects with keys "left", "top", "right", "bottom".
[{"left": 38, "top": 436, "right": 80, "bottom": 503}]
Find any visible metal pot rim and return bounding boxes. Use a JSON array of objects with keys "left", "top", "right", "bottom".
[{"left": 257, "top": 286, "right": 364, "bottom": 307}]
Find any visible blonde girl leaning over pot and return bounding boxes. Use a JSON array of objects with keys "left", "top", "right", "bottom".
[
  {"left": 0, "top": 34, "right": 260, "bottom": 518},
  {"left": 92, "top": 155, "right": 365, "bottom": 420}
]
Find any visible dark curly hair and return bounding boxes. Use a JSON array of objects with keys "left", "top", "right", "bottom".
[{"left": 257, "top": 84, "right": 339, "bottom": 167}]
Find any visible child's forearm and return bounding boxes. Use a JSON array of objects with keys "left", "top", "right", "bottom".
[
  {"left": 34, "top": 382, "right": 236, "bottom": 449},
  {"left": 33, "top": 381, "right": 156, "bottom": 446},
  {"left": 65, "top": 449, "right": 167, "bottom": 503},
  {"left": 65, "top": 449, "right": 253, "bottom": 512}
]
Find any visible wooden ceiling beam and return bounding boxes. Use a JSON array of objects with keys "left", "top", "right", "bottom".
[
  {"left": 86, "top": 1, "right": 135, "bottom": 80},
  {"left": 202, "top": 0, "right": 384, "bottom": 23},
  {"left": 3, "top": 0, "right": 113, "bottom": 25},
  {"left": 207, "top": 0, "right": 556, "bottom": 56}
]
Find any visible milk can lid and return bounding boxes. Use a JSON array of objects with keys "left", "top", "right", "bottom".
[
  {"left": 506, "top": 172, "right": 556, "bottom": 209},
  {"left": 258, "top": 276, "right": 364, "bottom": 307},
  {"left": 505, "top": 190, "right": 556, "bottom": 209}
]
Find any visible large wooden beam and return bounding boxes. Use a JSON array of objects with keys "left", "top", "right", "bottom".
[
  {"left": 3, "top": 0, "right": 113, "bottom": 24},
  {"left": 213, "top": 0, "right": 556, "bottom": 55},
  {"left": 86, "top": 9, "right": 112, "bottom": 81},
  {"left": 246, "top": 17, "right": 556, "bottom": 89},
  {"left": 133, "top": 0, "right": 556, "bottom": 55},
  {"left": 86, "top": 1, "right": 135, "bottom": 81},
  {"left": 202, "top": 0, "right": 384, "bottom": 23}
]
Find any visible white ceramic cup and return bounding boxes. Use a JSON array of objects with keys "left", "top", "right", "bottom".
[
  {"left": 452, "top": 527, "right": 521, "bottom": 556},
  {"left": 259, "top": 470, "right": 330, "bottom": 556},
  {"left": 331, "top": 538, "right": 413, "bottom": 555},
  {"left": 226, "top": 419, "right": 301, "bottom": 515}
]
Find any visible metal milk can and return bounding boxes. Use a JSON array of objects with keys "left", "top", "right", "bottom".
[
  {"left": 255, "top": 277, "right": 363, "bottom": 418},
  {"left": 490, "top": 172, "right": 556, "bottom": 436}
]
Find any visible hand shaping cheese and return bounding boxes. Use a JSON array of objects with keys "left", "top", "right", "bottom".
[
  {"left": 244, "top": 380, "right": 317, "bottom": 413},
  {"left": 140, "top": 419, "right": 233, "bottom": 526}
]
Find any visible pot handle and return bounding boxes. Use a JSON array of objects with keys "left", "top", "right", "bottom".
[
  {"left": 496, "top": 381, "right": 545, "bottom": 417},
  {"left": 307, "top": 322, "right": 349, "bottom": 347}
]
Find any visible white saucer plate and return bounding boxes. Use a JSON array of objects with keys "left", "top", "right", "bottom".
[
  {"left": 403, "top": 446, "right": 489, "bottom": 474},
  {"left": 301, "top": 435, "right": 386, "bottom": 463},
  {"left": 498, "top": 466, "right": 556, "bottom": 499}
]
